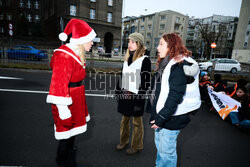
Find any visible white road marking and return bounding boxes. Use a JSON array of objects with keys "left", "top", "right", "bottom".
[
  {"left": 0, "top": 88, "right": 108, "bottom": 97},
  {"left": 0, "top": 76, "right": 23, "bottom": 80}
]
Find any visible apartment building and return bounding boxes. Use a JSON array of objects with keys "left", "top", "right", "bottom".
[
  {"left": 0, "top": 0, "right": 43, "bottom": 38},
  {"left": 122, "top": 10, "right": 189, "bottom": 58},
  {"left": 43, "top": 0, "right": 123, "bottom": 53},
  {"left": 232, "top": 0, "right": 250, "bottom": 63},
  {"left": 186, "top": 15, "right": 237, "bottom": 59},
  {"left": 0, "top": 0, "right": 123, "bottom": 53}
]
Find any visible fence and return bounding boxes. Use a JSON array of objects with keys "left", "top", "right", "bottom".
[
  {"left": 0, "top": 48, "right": 127, "bottom": 70},
  {"left": 0, "top": 48, "right": 249, "bottom": 76}
]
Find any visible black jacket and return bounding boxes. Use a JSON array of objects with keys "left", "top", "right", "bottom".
[
  {"left": 149, "top": 61, "right": 191, "bottom": 130},
  {"left": 116, "top": 55, "right": 151, "bottom": 116}
]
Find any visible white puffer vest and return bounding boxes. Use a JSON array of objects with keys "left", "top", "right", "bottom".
[
  {"left": 156, "top": 57, "right": 201, "bottom": 115},
  {"left": 121, "top": 55, "right": 148, "bottom": 94}
]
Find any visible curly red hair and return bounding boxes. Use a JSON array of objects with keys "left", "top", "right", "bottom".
[{"left": 156, "top": 33, "right": 191, "bottom": 69}]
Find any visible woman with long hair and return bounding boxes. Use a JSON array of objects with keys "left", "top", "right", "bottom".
[
  {"left": 46, "top": 19, "right": 96, "bottom": 167},
  {"left": 116, "top": 32, "right": 151, "bottom": 154},
  {"left": 149, "top": 33, "right": 201, "bottom": 167}
]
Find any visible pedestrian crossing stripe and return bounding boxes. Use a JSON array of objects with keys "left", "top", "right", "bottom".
[
  {"left": 0, "top": 76, "right": 23, "bottom": 80},
  {"left": 0, "top": 88, "right": 108, "bottom": 97}
]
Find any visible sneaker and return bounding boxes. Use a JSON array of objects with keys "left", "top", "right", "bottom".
[{"left": 116, "top": 143, "right": 128, "bottom": 150}]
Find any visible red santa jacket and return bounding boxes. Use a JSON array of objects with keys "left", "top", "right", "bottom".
[{"left": 47, "top": 45, "right": 90, "bottom": 140}]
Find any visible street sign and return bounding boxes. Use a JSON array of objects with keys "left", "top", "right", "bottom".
[
  {"left": 9, "top": 29, "right": 13, "bottom": 36},
  {"left": 211, "top": 42, "right": 216, "bottom": 48},
  {"left": 9, "top": 23, "right": 13, "bottom": 30}
]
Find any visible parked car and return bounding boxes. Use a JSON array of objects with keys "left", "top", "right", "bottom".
[
  {"left": 199, "top": 58, "right": 241, "bottom": 74},
  {"left": 7, "top": 45, "right": 48, "bottom": 60},
  {"left": 97, "top": 46, "right": 104, "bottom": 54}
]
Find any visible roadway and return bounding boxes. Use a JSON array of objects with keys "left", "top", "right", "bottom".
[{"left": 0, "top": 68, "right": 249, "bottom": 167}]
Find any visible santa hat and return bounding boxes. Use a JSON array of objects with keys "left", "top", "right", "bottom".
[{"left": 59, "top": 19, "right": 96, "bottom": 44}]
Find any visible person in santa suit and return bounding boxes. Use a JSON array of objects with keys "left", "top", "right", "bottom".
[{"left": 46, "top": 18, "right": 96, "bottom": 167}]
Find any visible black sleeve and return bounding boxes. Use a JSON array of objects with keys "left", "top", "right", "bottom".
[
  {"left": 155, "top": 64, "right": 187, "bottom": 127},
  {"left": 140, "top": 57, "right": 151, "bottom": 91}
]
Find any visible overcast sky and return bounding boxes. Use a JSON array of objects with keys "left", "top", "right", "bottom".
[{"left": 123, "top": 0, "right": 242, "bottom": 18}]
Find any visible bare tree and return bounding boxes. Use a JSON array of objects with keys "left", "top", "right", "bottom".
[{"left": 195, "top": 21, "right": 228, "bottom": 60}]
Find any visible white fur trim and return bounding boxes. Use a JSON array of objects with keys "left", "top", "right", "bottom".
[
  {"left": 86, "top": 114, "right": 90, "bottom": 122},
  {"left": 69, "top": 29, "right": 96, "bottom": 44},
  {"left": 46, "top": 95, "right": 72, "bottom": 105},
  {"left": 59, "top": 32, "right": 68, "bottom": 41},
  {"left": 54, "top": 49, "right": 83, "bottom": 67},
  {"left": 54, "top": 124, "right": 87, "bottom": 140},
  {"left": 56, "top": 104, "right": 72, "bottom": 120},
  {"left": 183, "top": 63, "right": 199, "bottom": 76}
]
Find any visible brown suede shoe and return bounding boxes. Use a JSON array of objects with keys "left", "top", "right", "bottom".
[
  {"left": 126, "top": 148, "right": 141, "bottom": 155},
  {"left": 116, "top": 143, "right": 128, "bottom": 150}
]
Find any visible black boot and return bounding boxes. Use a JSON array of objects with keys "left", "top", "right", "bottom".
[{"left": 66, "top": 146, "right": 78, "bottom": 167}]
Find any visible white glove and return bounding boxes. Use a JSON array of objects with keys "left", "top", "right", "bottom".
[{"left": 56, "top": 104, "right": 72, "bottom": 120}]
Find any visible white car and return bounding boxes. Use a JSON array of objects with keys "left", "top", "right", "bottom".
[{"left": 199, "top": 58, "right": 241, "bottom": 74}]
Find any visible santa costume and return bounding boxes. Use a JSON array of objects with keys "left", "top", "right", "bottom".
[{"left": 46, "top": 19, "right": 96, "bottom": 166}]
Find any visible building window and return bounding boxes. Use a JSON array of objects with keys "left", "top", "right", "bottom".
[
  {"left": 243, "top": 42, "right": 248, "bottom": 47},
  {"left": 90, "top": 9, "right": 95, "bottom": 19},
  {"left": 160, "top": 24, "right": 165, "bottom": 30},
  {"left": 131, "top": 26, "right": 135, "bottom": 33},
  {"left": 107, "top": 12, "right": 112, "bottom": 22},
  {"left": 147, "top": 33, "right": 151, "bottom": 38},
  {"left": 0, "top": 13, "right": 3, "bottom": 20},
  {"left": 148, "top": 24, "right": 152, "bottom": 30},
  {"left": 34, "top": 1, "right": 39, "bottom": 9},
  {"left": 0, "top": 27, "right": 4, "bottom": 33},
  {"left": 108, "top": 0, "right": 113, "bottom": 6},
  {"left": 27, "top": 14, "right": 32, "bottom": 22},
  {"left": 174, "top": 25, "right": 180, "bottom": 31},
  {"left": 7, "top": 14, "right": 12, "bottom": 20},
  {"left": 247, "top": 31, "right": 250, "bottom": 36},
  {"left": 146, "top": 41, "right": 150, "bottom": 46},
  {"left": 148, "top": 16, "right": 152, "bottom": 21},
  {"left": 6, "top": 0, "right": 11, "bottom": 6},
  {"left": 141, "top": 18, "right": 145, "bottom": 22},
  {"left": 160, "top": 15, "right": 166, "bottom": 20},
  {"left": 27, "top": 0, "right": 31, "bottom": 8},
  {"left": 70, "top": 5, "right": 76, "bottom": 16},
  {"left": 34, "top": 14, "right": 40, "bottom": 22},
  {"left": 176, "top": 17, "right": 180, "bottom": 23},
  {"left": 19, "top": 0, "right": 24, "bottom": 7},
  {"left": 140, "top": 26, "right": 144, "bottom": 31},
  {"left": 90, "top": 0, "right": 96, "bottom": 2}
]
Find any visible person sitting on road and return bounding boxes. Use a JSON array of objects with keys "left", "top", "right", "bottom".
[
  {"left": 228, "top": 86, "right": 250, "bottom": 128},
  {"left": 213, "top": 74, "right": 227, "bottom": 92},
  {"left": 225, "top": 79, "right": 248, "bottom": 97},
  {"left": 199, "top": 71, "right": 212, "bottom": 101}
]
